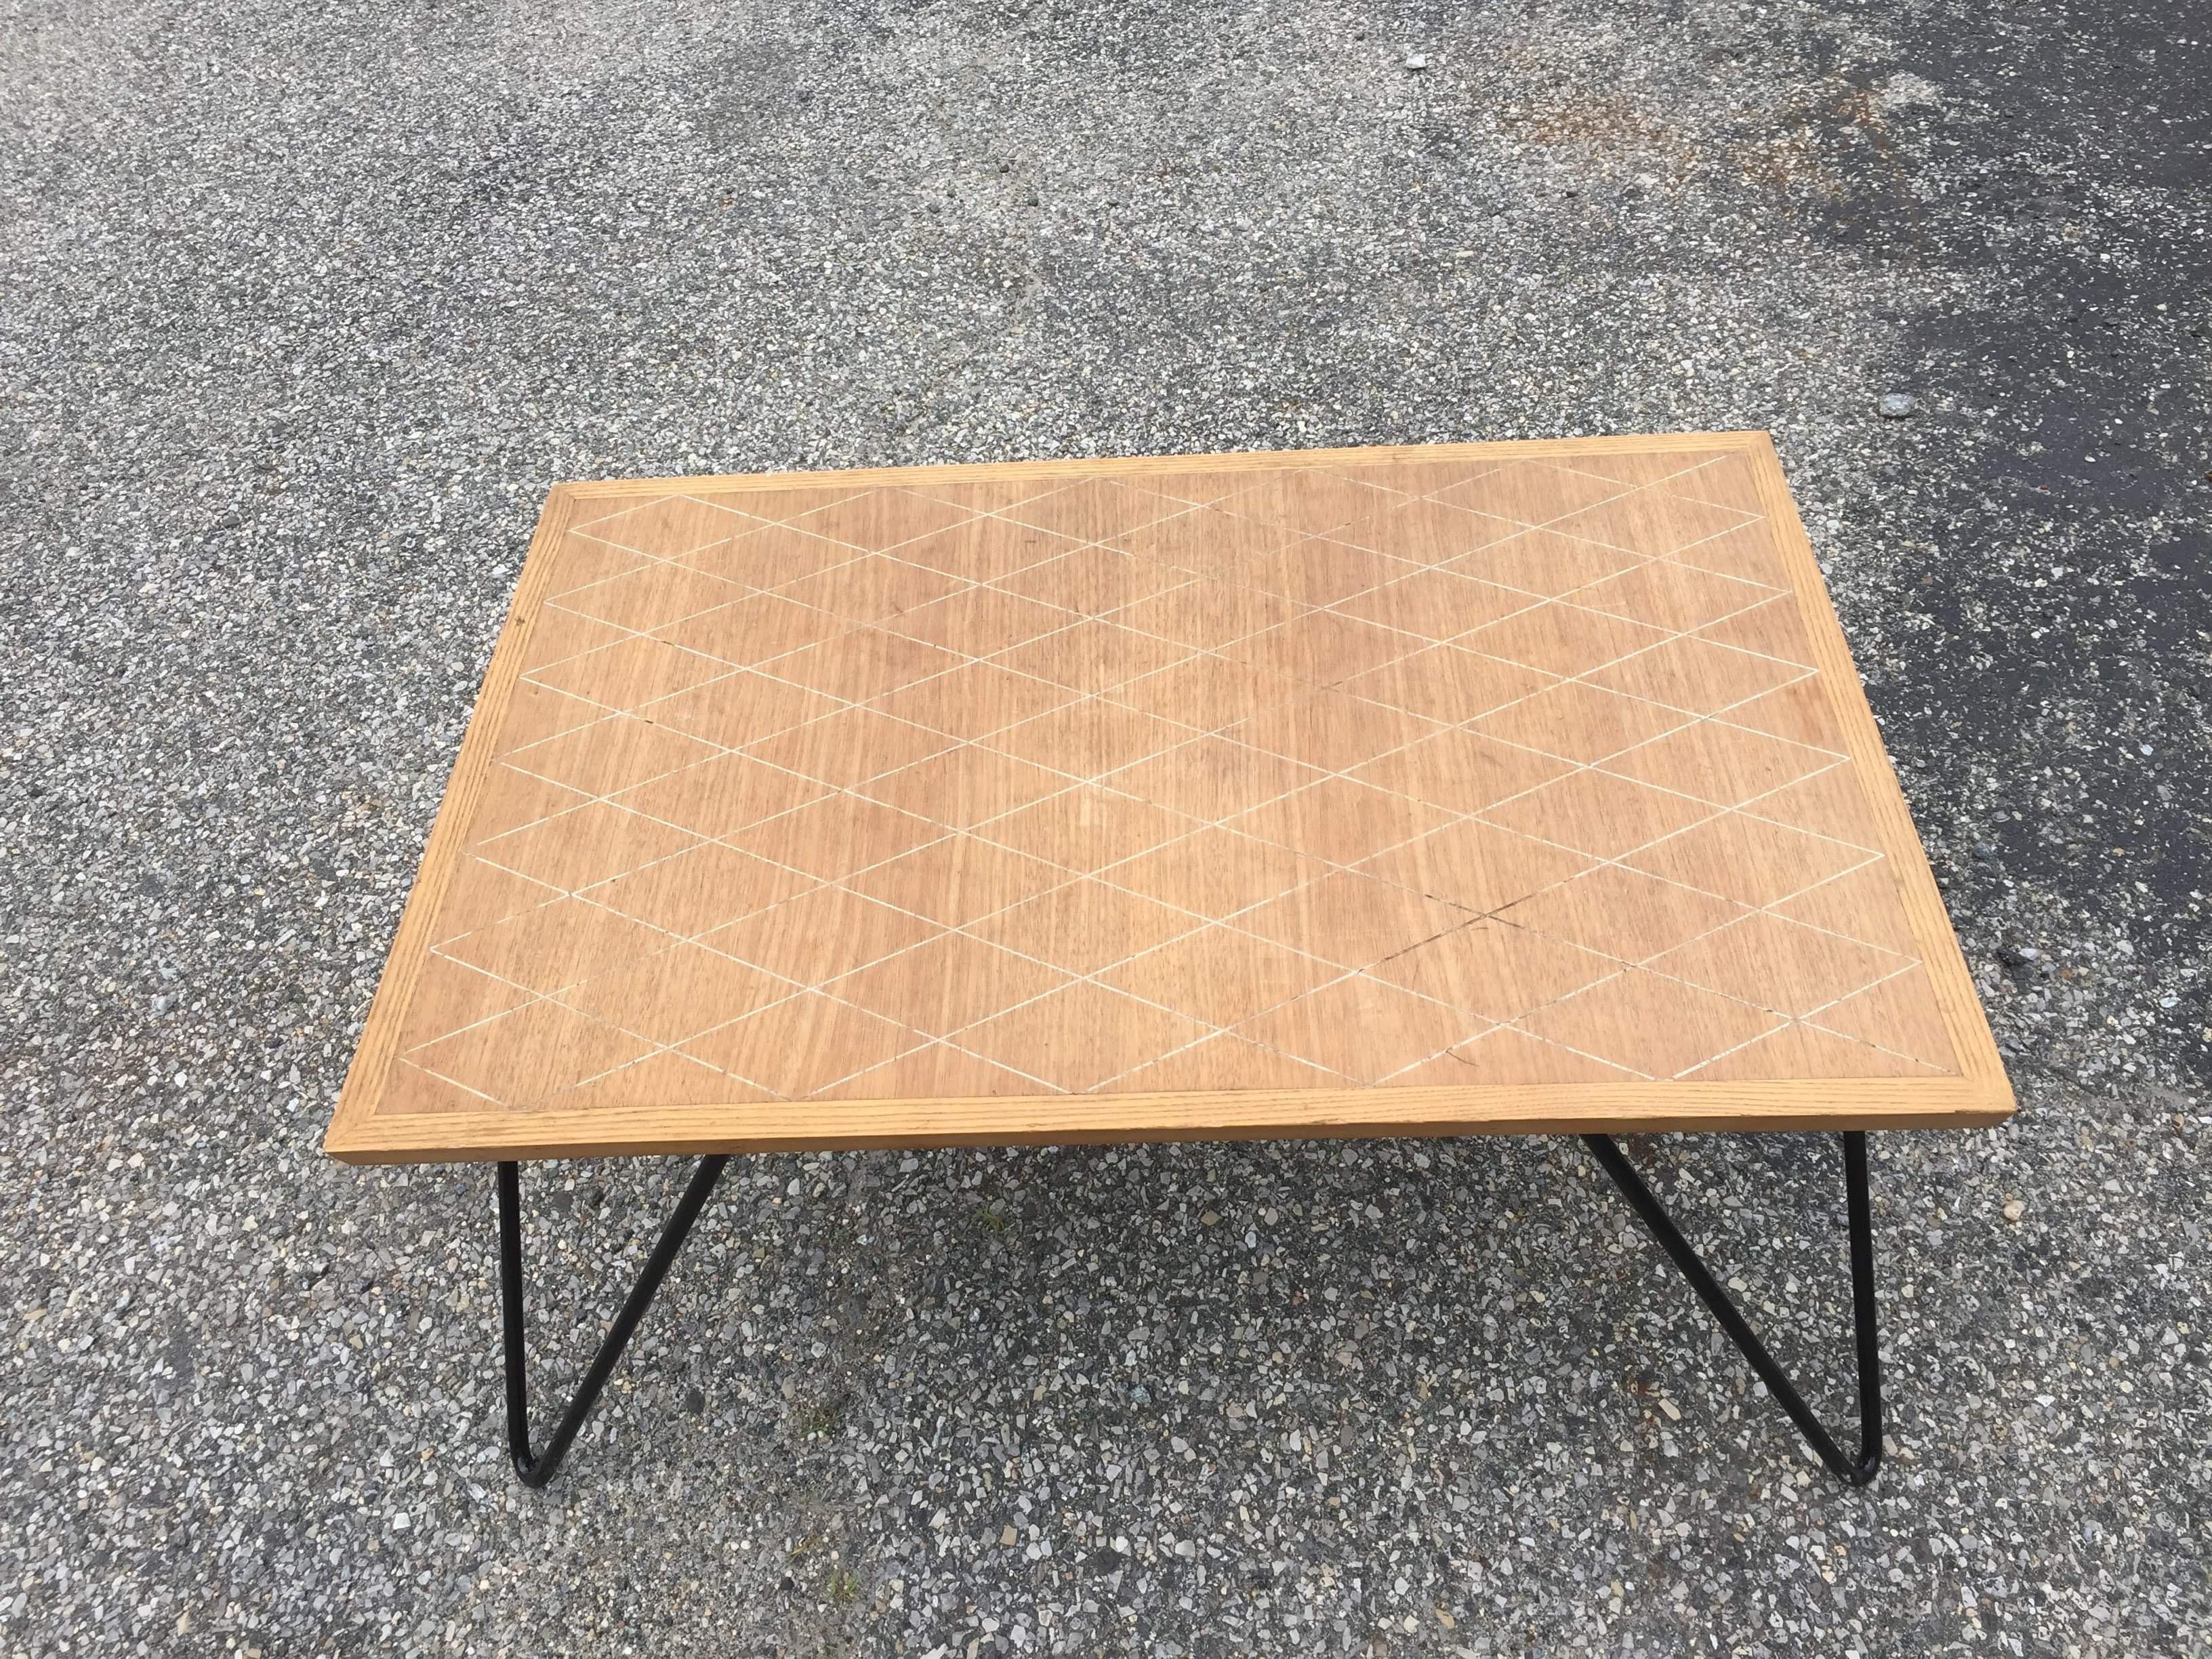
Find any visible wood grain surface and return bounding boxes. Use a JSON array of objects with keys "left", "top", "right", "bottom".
[{"left": 326, "top": 434, "right": 2013, "bottom": 1162}]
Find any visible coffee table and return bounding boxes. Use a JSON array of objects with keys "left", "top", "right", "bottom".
[{"left": 327, "top": 434, "right": 2011, "bottom": 1489}]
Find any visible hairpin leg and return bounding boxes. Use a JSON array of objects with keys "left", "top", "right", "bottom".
[
  {"left": 1582, "top": 1131, "right": 1882, "bottom": 1486},
  {"left": 496, "top": 1155, "right": 729, "bottom": 1489}
]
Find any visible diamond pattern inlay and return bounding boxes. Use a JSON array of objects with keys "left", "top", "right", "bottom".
[
  {"left": 678, "top": 524, "right": 858, "bottom": 590},
  {"left": 468, "top": 767, "right": 590, "bottom": 842},
  {"left": 652, "top": 594, "right": 851, "bottom": 668},
  {"left": 888, "top": 586, "right": 1071, "bottom": 655},
  {"left": 535, "top": 543, "right": 643, "bottom": 600},
  {"left": 344, "top": 445, "right": 1977, "bottom": 1141},
  {"left": 682, "top": 992, "right": 924, "bottom": 1099},
  {"left": 569, "top": 495, "right": 762, "bottom": 558},
  {"left": 1237, "top": 974, "right": 1477, "bottom": 1084},
  {"left": 558, "top": 943, "right": 794, "bottom": 1046},
  {"left": 557, "top": 562, "right": 744, "bottom": 632}
]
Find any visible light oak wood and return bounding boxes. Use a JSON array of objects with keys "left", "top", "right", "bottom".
[{"left": 327, "top": 434, "right": 2013, "bottom": 1163}]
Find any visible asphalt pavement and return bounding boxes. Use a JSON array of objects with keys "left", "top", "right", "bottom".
[{"left": 2, "top": 0, "right": 2206, "bottom": 1653}]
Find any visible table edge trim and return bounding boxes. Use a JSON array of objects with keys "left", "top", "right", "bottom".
[{"left": 327, "top": 1077, "right": 2014, "bottom": 1164}]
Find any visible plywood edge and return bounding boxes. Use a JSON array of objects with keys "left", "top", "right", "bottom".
[
  {"left": 322, "top": 1076, "right": 2015, "bottom": 1164},
  {"left": 553, "top": 432, "right": 1773, "bottom": 504},
  {"left": 1747, "top": 435, "right": 2015, "bottom": 1116},
  {"left": 323, "top": 487, "right": 586, "bottom": 1156}
]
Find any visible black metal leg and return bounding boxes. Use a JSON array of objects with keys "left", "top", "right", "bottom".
[
  {"left": 1581, "top": 1131, "right": 1882, "bottom": 1487},
  {"left": 496, "top": 1155, "right": 729, "bottom": 1489}
]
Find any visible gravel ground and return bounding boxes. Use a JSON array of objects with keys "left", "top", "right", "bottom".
[{"left": 3, "top": 0, "right": 2207, "bottom": 1653}]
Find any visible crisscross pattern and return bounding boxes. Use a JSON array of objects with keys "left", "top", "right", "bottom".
[{"left": 334, "top": 440, "right": 1988, "bottom": 1156}]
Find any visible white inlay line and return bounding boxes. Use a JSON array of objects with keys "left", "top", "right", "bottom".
[{"left": 414, "top": 457, "right": 1932, "bottom": 1105}]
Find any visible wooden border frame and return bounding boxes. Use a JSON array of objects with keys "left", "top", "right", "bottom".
[{"left": 325, "top": 432, "right": 2012, "bottom": 1164}]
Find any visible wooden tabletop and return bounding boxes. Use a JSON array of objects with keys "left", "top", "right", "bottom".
[{"left": 326, "top": 435, "right": 2011, "bottom": 1163}]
